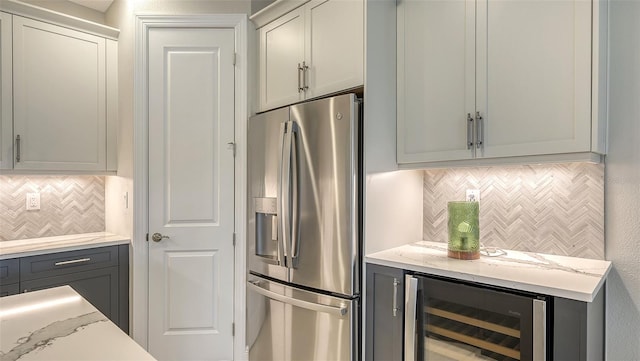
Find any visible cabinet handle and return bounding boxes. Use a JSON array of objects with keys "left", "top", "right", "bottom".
[
  {"left": 466, "top": 113, "right": 474, "bottom": 149},
  {"left": 297, "top": 63, "right": 304, "bottom": 93},
  {"left": 392, "top": 278, "right": 400, "bottom": 317},
  {"left": 302, "top": 61, "right": 309, "bottom": 91},
  {"left": 15, "top": 135, "right": 20, "bottom": 163},
  {"left": 54, "top": 258, "right": 91, "bottom": 266},
  {"left": 476, "top": 111, "right": 484, "bottom": 149}
]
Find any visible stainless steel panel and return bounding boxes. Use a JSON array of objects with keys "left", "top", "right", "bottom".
[
  {"left": 248, "top": 108, "right": 290, "bottom": 282},
  {"left": 404, "top": 275, "right": 418, "bottom": 361},
  {"left": 247, "top": 275, "right": 356, "bottom": 361},
  {"left": 533, "top": 299, "right": 547, "bottom": 360},
  {"left": 288, "top": 94, "right": 360, "bottom": 296}
]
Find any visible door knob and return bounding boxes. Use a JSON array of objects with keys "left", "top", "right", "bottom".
[{"left": 151, "top": 233, "right": 169, "bottom": 242}]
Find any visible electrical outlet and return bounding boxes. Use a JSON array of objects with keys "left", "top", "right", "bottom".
[
  {"left": 123, "top": 191, "right": 129, "bottom": 209},
  {"left": 466, "top": 189, "right": 480, "bottom": 203},
  {"left": 26, "top": 192, "right": 41, "bottom": 210}
]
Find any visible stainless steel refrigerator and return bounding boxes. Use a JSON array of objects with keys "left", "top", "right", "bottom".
[{"left": 246, "top": 94, "right": 361, "bottom": 361}]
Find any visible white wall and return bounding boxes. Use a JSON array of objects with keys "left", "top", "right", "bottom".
[
  {"left": 18, "top": 0, "right": 105, "bottom": 24},
  {"left": 605, "top": 0, "right": 640, "bottom": 359}
]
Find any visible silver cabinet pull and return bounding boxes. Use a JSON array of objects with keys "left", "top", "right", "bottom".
[
  {"left": 476, "top": 111, "right": 484, "bottom": 149},
  {"left": 392, "top": 278, "right": 400, "bottom": 317},
  {"left": 302, "top": 61, "right": 309, "bottom": 91},
  {"left": 55, "top": 258, "right": 91, "bottom": 266},
  {"left": 297, "top": 63, "right": 304, "bottom": 93},
  {"left": 404, "top": 275, "right": 418, "bottom": 361},
  {"left": 15, "top": 135, "right": 21, "bottom": 163},
  {"left": 151, "top": 233, "right": 169, "bottom": 242},
  {"left": 466, "top": 113, "right": 474, "bottom": 149}
]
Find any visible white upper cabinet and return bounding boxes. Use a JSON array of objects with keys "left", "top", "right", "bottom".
[
  {"left": 256, "top": 0, "right": 364, "bottom": 111},
  {"left": 0, "top": 12, "right": 12, "bottom": 170},
  {"left": 0, "top": 0, "right": 118, "bottom": 173},
  {"left": 259, "top": 7, "right": 305, "bottom": 110},
  {"left": 397, "top": 0, "right": 607, "bottom": 165}
]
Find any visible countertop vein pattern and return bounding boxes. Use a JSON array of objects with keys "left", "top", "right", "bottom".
[
  {"left": 0, "top": 232, "right": 130, "bottom": 259},
  {"left": 366, "top": 241, "right": 612, "bottom": 302},
  {"left": 0, "top": 286, "right": 155, "bottom": 361}
]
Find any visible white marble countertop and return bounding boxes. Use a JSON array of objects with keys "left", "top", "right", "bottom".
[
  {"left": 366, "top": 241, "right": 612, "bottom": 302},
  {"left": 0, "top": 285, "right": 155, "bottom": 360},
  {"left": 0, "top": 232, "right": 130, "bottom": 260}
]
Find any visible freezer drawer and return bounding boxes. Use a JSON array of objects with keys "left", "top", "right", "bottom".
[{"left": 247, "top": 274, "right": 358, "bottom": 361}]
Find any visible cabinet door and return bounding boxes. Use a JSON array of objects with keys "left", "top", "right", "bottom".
[
  {"left": 21, "top": 267, "right": 122, "bottom": 330},
  {"left": 476, "top": 0, "right": 592, "bottom": 158},
  {"left": 0, "top": 12, "right": 11, "bottom": 170},
  {"left": 304, "top": 0, "right": 363, "bottom": 99},
  {"left": 366, "top": 264, "right": 404, "bottom": 361},
  {"left": 259, "top": 7, "right": 305, "bottom": 111},
  {"left": 13, "top": 16, "right": 106, "bottom": 171},
  {"left": 397, "top": 0, "right": 476, "bottom": 164}
]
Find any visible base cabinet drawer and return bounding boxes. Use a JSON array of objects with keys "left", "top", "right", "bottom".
[{"left": 20, "top": 247, "right": 119, "bottom": 280}]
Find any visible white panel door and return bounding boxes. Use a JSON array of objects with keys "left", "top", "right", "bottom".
[
  {"left": 0, "top": 12, "right": 12, "bottom": 170},
  {"left": 305, "top": 0, "right": 364, "bottom": 99},
  {"left": 259, "top": 7, "right": 305, "bottom": 111},
  {"left": 397, "top": 0, "right": 476, "bottom": 163},
  {"left": 476, "top": 0, "right": 592, "bottom": 158},
  {"left": 12, "top": 16, "right": 106, "bottom": 171},
  {"left": 148, "top": 27, "right": 235, "bottom": 361}
]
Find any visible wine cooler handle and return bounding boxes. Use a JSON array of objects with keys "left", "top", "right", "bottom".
[
  {"left": 404, "top": 275, "right": 418, "bottom": 361},
  {"left": 533, "top": 299, "right": 547, "bottom": 360}
]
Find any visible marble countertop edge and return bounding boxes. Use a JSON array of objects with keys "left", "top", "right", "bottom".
[
  {"left": 0, "top": 232, "right": 130, "bottom": 259},
  {"left": 366, "top": 241, "right": 612, "bottom": 303}
]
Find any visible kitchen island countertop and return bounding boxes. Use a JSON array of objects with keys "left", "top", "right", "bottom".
[
  {"left": 0, "top": 232, "right": 130, "bottom": 260},
  {"left": 0, "top": 285, "right": 154, "bottom": 361},
  {"left": 366, "top": 241, "right": 611, "bottom": 302}
]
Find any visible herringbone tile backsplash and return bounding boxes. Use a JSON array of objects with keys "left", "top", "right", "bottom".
[
  {"left": 0, "top": 176, "right": 105, "bottom": 241},
  {"left": 423, "top": 163, "right": 604, "bottom": 259}
]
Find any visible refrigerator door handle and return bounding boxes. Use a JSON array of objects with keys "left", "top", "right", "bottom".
[
  {"left": 247, "top": 281, "right": 348, "bottom": 317},
  {"left": 277, "top": 122, "right": 291, "bottom": 267},
  {"left": 404, "top": 275, "right": 418, "bottom": 361},
  {"left": 290, "top": 122, "right": 300, "bottom": 268}
]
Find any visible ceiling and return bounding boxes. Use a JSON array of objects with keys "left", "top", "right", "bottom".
[{"left": 67, "top": 0, "right": 114, "bottom": 13}]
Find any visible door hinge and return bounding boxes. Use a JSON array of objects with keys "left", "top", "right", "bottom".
[
  {"left": 232, "top": 322, "right": 235, "bottom": 336},
  {"left": 146, "top": 233, "right": 149, "bottom": 242},
  {"left": 227, "top": 142, "right": 236, "bottom": 157},
  {"left": 233, "top": 52, "right": 237, "bottom": 66},
  {"left": 232, "top": 233, "right": 236, "bottom": 247}
]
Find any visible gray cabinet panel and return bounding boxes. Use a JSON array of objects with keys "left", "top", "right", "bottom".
[
  {"left": 21, "top": 267, "right": 119, "bottom": 326},
  {"left": 554, "top": 284, "right": 605, "bottom": 361},
  {"left": 0, "top": 258, "right": 19, "bottom": 285},
  {"left": 366, "top": 264, "right": 404, "bottom": 361},
  {"left": 0, "top": 282, "right": 19, "bottom": 297}
]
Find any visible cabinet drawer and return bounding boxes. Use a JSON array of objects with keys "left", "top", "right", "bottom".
[
  {"left": 0, "top": 258, "right": 19, "bottom": 285},
  {"left": 20, "top": 246, "right": 119, "bottom": 281},
  {"left": 0, "top": 283, "right": 19, "bottom": 297}
]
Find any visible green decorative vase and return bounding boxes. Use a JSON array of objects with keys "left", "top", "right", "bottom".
[{"left": 447, "top": 201, "right": 480, "bottom": 260}]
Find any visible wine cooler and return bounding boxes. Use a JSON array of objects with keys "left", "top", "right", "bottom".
[{"left": 404, "top": 275, "right": 549, "bottom": 361}]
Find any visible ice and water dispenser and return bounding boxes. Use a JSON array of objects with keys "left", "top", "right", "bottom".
[{"left": 254, "top": 197, "right": 278, "bottom": 262}]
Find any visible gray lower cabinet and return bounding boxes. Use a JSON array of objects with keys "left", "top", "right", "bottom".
[
  {"left": 366, "top": 264, "right": 404, "bottom": 361},
  {"left": 0, "top": 245, "right": 129, "bottom": 333},
  {"left": 366, "top": 263, "right": 605, "bottom": 361},
  {"left": 553, "top": 287, "right": 606, "bottom": 361},
  {"left": 0, "top": 258, "right": 20, "bottom": 297}
]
